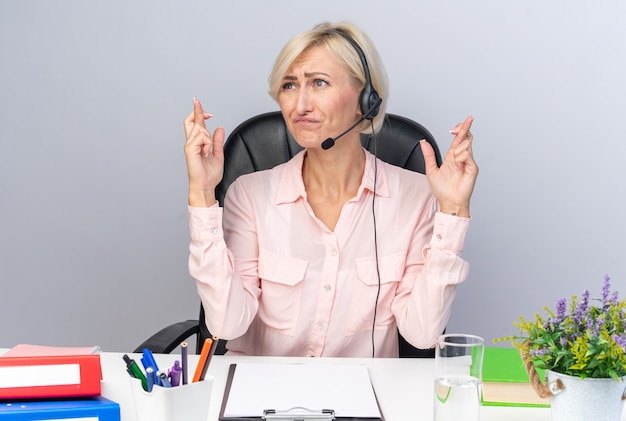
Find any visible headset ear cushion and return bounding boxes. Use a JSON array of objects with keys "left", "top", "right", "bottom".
[{"left": 360, "top": 85, "right": 381, "bottom": 119}]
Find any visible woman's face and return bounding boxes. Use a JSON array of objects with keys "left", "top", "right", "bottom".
[{"left": 278, "top": 46, "right": 361, "bottom": 149}]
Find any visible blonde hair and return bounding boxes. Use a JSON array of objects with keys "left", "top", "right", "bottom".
[{"left": 268, "top": 21, "right": 389, "bottom": 134}]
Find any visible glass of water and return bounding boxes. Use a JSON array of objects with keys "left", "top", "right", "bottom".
[{"left": 434, "top": 333, "right": 484, "bottom": 421}]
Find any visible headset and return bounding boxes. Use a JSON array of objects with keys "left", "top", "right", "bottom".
[
  {"left": 329, "top": 29, "right": 382, "bottom": 119},
  {"left": 320, "top": 29, "right": 383, "bottom": 150}
]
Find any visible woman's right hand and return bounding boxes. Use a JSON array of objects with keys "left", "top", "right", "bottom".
[{"left": 183, "top": 98, "right": 225, "bottom": 207}]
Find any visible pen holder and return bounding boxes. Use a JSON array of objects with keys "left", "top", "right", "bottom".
[{"left": 129, "top": 376, "right": 213, "bottom": 421}]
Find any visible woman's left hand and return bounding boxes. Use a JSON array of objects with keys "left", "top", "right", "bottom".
[{"left": 420, "top": 115, "right": 478, "bottom": 218}]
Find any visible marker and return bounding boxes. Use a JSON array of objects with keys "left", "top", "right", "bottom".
[
  {"left": 181, "top": 342, "right": 189, "bottom": 385},
  {"left": 141, "top": 348, "right": 160, "bottom": 374},
  {"left": 169, "top": 360, "right": 182, "bottom": 387},
  {"left": 123, "top": 354, "right": 148, "bottom": 392},
  {"left": 146, "top": 367, "right": 156, "bottom": 393}
]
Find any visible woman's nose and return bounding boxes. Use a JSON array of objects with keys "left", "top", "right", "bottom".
[{"left": 295, "top": 87, "right": 313, "bottom": 114}]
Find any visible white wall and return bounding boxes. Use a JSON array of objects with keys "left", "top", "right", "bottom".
[{"left": 1, "top": 0, "right": 625, "bottom": 352}]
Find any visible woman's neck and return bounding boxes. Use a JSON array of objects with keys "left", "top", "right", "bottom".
[{"left": 302, "top": 144, "right": 366, "bottom": 199}]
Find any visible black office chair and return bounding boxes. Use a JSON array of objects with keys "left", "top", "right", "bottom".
[{"left": 134, "top": 111, "right": 442, "bottom": 357}]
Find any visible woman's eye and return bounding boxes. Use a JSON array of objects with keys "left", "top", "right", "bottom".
[
  {"left": 314, "top": 79, "right": 328, "bottom": 87},
  {"left": 282, "top": 82, "right": 295, "bottom": 90}
]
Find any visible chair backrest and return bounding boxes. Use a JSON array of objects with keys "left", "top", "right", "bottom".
[
  {"left": 215, "top": 111, "right": 441, "bottom": 205},
  {"left": 203, "top": 111, "right": 442, "bottom": 357}
]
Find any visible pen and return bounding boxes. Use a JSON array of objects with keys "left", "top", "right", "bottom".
[
  {"left": 123, "top": 354, "right": 148, "bottom": 392},
  {"left": 192, "top": 337, "right": 213, "bottom": 383},
  {"left": 141, "top": 348, "right": 160, "bottom": 375},
  {"left": 169, "top": 360, "right": 182, "bottom": 387},
  {"left": 181, "top": 341, "right": 189, "bottom": 385},
  {"left": 146, "top": 366, "right": 156, "bottom": 393},
  {"left": 158, "top": 370, "right": 172, "bottom": 388}
]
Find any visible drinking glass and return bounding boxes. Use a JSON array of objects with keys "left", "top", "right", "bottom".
[{"left": 433, "top": 333, "right": 484, "bottom": 421}]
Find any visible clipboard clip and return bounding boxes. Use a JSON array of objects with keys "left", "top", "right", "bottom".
[{"left": 263, "top": 407, "right": 335, "bottom": 421}]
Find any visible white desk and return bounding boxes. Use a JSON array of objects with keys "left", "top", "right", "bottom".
[{"left": 97, "top": 352, "right": 559, "bottom": 421}]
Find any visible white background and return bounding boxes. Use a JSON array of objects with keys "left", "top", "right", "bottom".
[{"left": 1, "top": 0, "right": 625, "bottom": 352}]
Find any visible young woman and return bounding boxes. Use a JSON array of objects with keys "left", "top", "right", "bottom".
[{"left": 183, "top": 21, "right": 477, "bottom": 357}]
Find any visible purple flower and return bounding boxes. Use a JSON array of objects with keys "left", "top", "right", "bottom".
[
  {"left": 586, "top": 317, "right": 595, "bottom": 332},
  {"left": 573, "top": 289, "right": 590, "bottom": 324},
  {"left": 613, "top": 334, "right": 626, "bottom": 350},
  {"left": 556, "top": 298, "right": 567, "bottom": 320},
  {"left": 594, "top": 316, "right": 605, "bottom": 336},
  {"left": 544, "top": 299, "right": 568, "bottom": 332},
  {"left": 602, "top": 275, "right": 611, "bottom": 305},
  {"left": 529, "top": 348, "right": 548, "bottom": 357}
]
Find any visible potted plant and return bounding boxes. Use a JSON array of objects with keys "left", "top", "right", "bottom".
[{"left": 498, "top": 275, "right": 626, "bottom": 421}]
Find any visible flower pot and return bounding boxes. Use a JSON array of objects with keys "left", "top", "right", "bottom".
[{"left": 547, "top": 370, "right": 626, "bottom": 421}]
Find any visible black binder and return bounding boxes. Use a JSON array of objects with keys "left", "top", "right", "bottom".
[{"left": 219, "top": 363, "right": 385, "bottom": 421}]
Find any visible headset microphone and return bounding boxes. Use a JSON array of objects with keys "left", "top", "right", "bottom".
[
  {"left": 321, "top": 97, "right": 382, "bottom": 150},
  {"left": 320, "top": 29, "right": 382, "bottom": 151}
]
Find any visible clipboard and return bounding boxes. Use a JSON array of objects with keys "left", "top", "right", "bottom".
[{"left": 219, "top": 363, "right": 385, "bottom": 421}]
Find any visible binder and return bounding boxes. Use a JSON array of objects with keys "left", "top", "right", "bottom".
[
  {"left": 1, "top": 344, "right": 101, "bottom": 357},
  {"left": 219, "top": 363, "right": 384, "bottom": 421},
  {"left": 0, "top": 354, "right": 102, "bottom": 399},
  {"left": 0, "top": 395, "right": 120, "bottom": 420}
]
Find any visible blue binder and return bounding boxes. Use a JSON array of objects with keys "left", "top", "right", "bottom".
[{"left": 0, "top": 395, "right": 120, "bottom": 420}]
